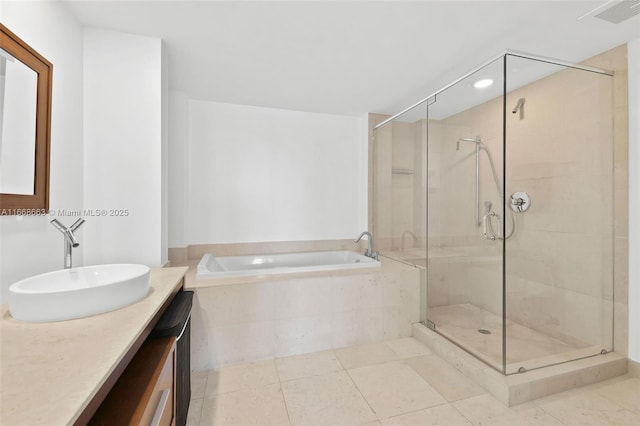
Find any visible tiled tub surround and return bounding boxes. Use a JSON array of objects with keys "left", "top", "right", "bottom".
[
  {"left": 0, "top": 267, "right": 188, "bottom": 425},
  {"left": 184, "top": 256, "right": 420, "bottom": 370}
]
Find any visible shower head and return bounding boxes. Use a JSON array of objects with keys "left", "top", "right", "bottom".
[
  {"left": 456, "top": 137, "right": 482, "bottom": 151},
  {"left": 512, "top": 98, "right": 525, "bottom": 114}
]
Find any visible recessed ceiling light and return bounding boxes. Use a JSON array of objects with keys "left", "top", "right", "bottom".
[{"left": 474, "top": 78, "right": 494, "bottom": 89}]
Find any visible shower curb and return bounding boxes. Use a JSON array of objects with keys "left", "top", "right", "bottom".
[{"left": 412, "top": 323, "right": 627, "bottom": 406}]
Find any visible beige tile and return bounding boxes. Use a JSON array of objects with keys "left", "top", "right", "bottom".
[
  {"left": 382, "top": 307, "right": 417, "bottom": 340},
  {"left": 276, "top": 350, "right": 343, "bottom": 382},
  {"left": 207, "top": 321, "right": 278, "bottom": 368},
  {"left": 205, "top": 359, "right": 279, "bottom": 397},
  {"left": 538, "top": 391, "right": 640, "bottom": 426},
  {"left": 454, "top": 394, "right": 562, "bottom": 426},
  {"left": 405, "top": 355, "right": 485, "bottom": 402},
  {"left": 381, "top": 404, "right": 472, "bottom": 425},
  {"left": 191, "top": 370, "right": 209, "bottom": 399},
  {"left": 331, "top": 308, "right": 385, "bottom": 349},
  {"left": 348, "top": 361, "right": 447, "bottom": 419},
  {"left": 281, "top": 371, "right": 377, "bottom": 426},
  {"left": 274, "top": 315, "right": 333, "bottom": 358},
  {"left": 197, "top": 282, "right": 275, "bottom": 326},
  {"left": 199, "top": 383, "right": 290, "bottom": 426},
  {"left": 332, "top": 274, "right": 383, "bottom": 312},
  {"left": 335, "top": 342, "right": 400, "bottom": 369},
  {"left": 187, "top": 398, "right": 203, "bottom": 426},
  {"left": 385, "top": 337, "right": 432, "bottom": 359},
  {"left": 274, "top": 277, "right": 334, "bottom": 320},
  {"left": 589, "top": 377, "right": 640, "bottom": 414}
]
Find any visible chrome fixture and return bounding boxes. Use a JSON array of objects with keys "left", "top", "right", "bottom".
[
  {"left": 510, "top": 192, "right": 531, "bottom": 212},
  {"left": 51, "top": 218, "right": 85, "bottom": 269},
  {"left": 456, "top": 136, "right": 482, "bottom": 226},
  {"left": 457, "top": 136, "right": 516, "bottom": 240},
  {"left": 355, "top": 231, "right": 379, "bottom": 260},
  {"left": 483, "top": 201, "right": 502, "bottom": 241},
  {"left": 512, "top": 98, "right": 526, "bottom": 120}
]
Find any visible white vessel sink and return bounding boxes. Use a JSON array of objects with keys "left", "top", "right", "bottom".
[{"left": 8, "top": 264, "right": 150, "bottom": 322}]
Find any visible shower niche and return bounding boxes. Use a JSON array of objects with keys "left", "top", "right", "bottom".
[{"left": 372, "top": 50, "right": 614, "bottom": 375}]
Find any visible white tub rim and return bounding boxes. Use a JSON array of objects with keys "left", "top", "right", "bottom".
[{"left": 196, "top": 249, "right": 380, "bottom": 281}]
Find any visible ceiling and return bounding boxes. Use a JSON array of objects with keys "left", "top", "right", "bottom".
[{"left": 63, "top": 0, "right": 639, "bottom": 117}]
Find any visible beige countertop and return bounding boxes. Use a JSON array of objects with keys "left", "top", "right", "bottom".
[{"left": 0, "top": 266, "right": 188, "bottom": 426}]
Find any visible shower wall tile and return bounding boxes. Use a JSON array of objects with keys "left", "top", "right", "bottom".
[
  {"left": 614, "top": 301, "right": 628, "bottom": 355},
  {"left": 374, "top": 122, "right": 394, "bottom": 251},
  {"left": 505, "top": 275, "right": 564, "bottom": 340},
  {"left": 614, "top": 237, "right": 629, "bottom": 305},
  {"left": 563, "top": 291, "right": 613, "bottom": 347}
]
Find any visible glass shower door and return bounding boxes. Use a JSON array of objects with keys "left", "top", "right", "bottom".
[{"left": 426, "top": 57, "right": 507, "bottom": 373}]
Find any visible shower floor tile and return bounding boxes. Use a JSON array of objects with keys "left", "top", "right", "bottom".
[
  {"left": 428, "top": 303, "right": 592, "bottom": 372},
  {"left": 188, "top": 337, "right": 639, "bottom": 426}
]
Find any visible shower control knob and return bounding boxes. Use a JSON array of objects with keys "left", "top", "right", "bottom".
[{"left": 510, "top": 192, "right": 531, "bottom": 213}]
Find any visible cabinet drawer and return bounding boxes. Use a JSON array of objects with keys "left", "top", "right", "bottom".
[
  {"left": 90, "top": 337, "right": 176, "bottom": 426},
  {"left": 141, "top": 343, "right": 175, "bottom": 426}
]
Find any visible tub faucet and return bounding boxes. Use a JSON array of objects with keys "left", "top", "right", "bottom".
[
  {"left": 51, "top": 218, "right": 85, "bottom": 269},
  {"left": 355, "top": 231, "right": 379, "bottom": 260}
]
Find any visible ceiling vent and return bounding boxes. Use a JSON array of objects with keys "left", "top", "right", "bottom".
[{"left": 580, "top": 0, "right": 640, "bottom": 24}]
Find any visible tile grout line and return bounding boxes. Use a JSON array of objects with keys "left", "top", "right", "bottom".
[
  {"left": 449, "top": 395, "right": 487, "bottom": 426},
  {"left": 343, "top": 367, "right": 380, "bottom": 420},
  {"left": 274, "top": 357, "right": 295, "bottom": 426},
  {"left": 194, "top": 370, "right": 209, "bottom": 426}
]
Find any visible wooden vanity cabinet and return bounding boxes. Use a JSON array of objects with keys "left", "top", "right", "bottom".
[{"left": 89, "top": 337, "right": 176, "bottom": 426}]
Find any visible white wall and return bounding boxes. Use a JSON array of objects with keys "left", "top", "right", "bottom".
[
  {"left": 161, "top": 44, "right": 169, "bottom": 266},
  {"left": 628, "top": 38, "right": 640, "bottom": 363},
  {"left": 0, "top": 0, "right": 84, "bottom": 303},
  {"left": 185, "top": 101, "right": 366, "bottom": 244},
  {"left": 83, "top": 28, "right": 166, "bottom": 266},
  {"left": 168, "top": 90, "right": 189, "bottom": 248}
]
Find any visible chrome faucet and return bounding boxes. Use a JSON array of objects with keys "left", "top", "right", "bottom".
[
  {"left": 51, "top": 218, "right": 85, "bottom": 269},
  {"left": 354, "top": 231, "right": 379, "bottom": 260}
]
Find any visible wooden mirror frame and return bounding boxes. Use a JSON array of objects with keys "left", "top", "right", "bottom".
[{"left": 0, "top": 24, "right": 52, "bottom": 215}]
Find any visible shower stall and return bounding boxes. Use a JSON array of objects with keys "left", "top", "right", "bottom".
[{"left": 372, "top": 50, "right": 614, "bottom": 375}]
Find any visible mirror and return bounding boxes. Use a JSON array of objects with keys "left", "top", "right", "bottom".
[{"left": 0, "top": 24, "right": 52, "bottom": 214}]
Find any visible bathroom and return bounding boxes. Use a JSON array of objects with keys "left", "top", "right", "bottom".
[{"left": 1, "top": 1, "right": 639, "bottom": 425}]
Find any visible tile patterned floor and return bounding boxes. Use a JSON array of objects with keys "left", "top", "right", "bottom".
[{"left": 187, "top": 337, "right": 640, "bottom": 426}]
